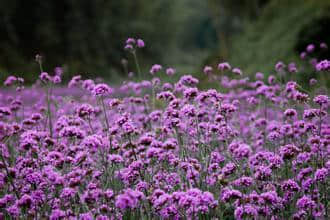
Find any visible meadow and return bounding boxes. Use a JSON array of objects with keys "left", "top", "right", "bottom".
[{"left": 0, "top": 38, "right": 329, "bottom": 219}]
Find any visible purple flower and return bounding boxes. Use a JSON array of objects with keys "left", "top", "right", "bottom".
[
  {"left": 232, "top": 143, "right": 251, "bottom": 159},
  {"left": 282, "top": 179, "right": 300, "bottom": 192},
  {"left": 284, "top": 108, "right": 297, "bottom": 118},
  {"left": 222, "top": 162, "right": 236, "bottom": 176},
  {"left": 82, "top": 134, "right": 105, "bottom": 150},
  {"left": 293, "top": 210, "right": 307, "bottom": 219},
  {"left": 150, "top": 64, "right": 162, "bottom": 75},
  {"left": 166, "top": 67, "right": 176, "bottom": 76},
  {"left": 315, "top": 59, "right": 330, "bottom": 71},
  {"left": 124, "top": 44, "right": 133, "bottom": 50},
  {"left": 92, "top": 83, "right": 112, "bottom": 96},
  {"left": 0, "top": 107, "right": 12, "bottom": 116},
  {"left": 59, "top": 126, "right": 86, "bottom": 139},
  {"left": 183, "top": 87, "right": 198, "bottom": 99},
  {"left": 60, "top": 187, "right": 76, "bottom": 199},
  {"left": 137, "top": 39, "right": 145, "bottom": 48},
  {"left": 179, "top": 75, "right": 199, "bottom": 86},
  {"left": 50, "top": 209, "right": 66, "bottom": 220},
  {"left": 275, "top": 61, "right": 285, "bottom": 71},
  {"left": 296, "top": 152, "right": 311, "bottom": 164},
  {"left": 217, "top": 62, "right": 231, "bottom": 71},
  {"left": 53, "top": 75, "right": 61, "bottom": 84},
  {"left": 301, "top": 178, "right": 313, "bottom": 191},
  {"left": 303, "top": 109, "right": 319, "bottom": 119},
  {"left": 68, "top": 75, "right": 81, "bottom": 88},
  {"left": 314, "top": 168, "right": 328, "bottom": 182},
  {"left": 80, "top": 213, "right": 94, "bottom": 220},
  {"left": 40, "top": 72, "right": 52, "bottom": 82},
  {"left": 267, "top": 131, "right": 281, "bottom": 141},
  {"left": 232, "top": 68, "right": 243, "bottom": 75},
  {"left": 306, "top": 44, "right": 315, "bottom": 53},
  {"left": 231, "top": 176, "right": 253, "bottom": 187},
  {"left": 54, "top": 66, "right": 63, "bottom": 76},
  {"left": 296, "top": 196, "right": 316, "bottom": 210},
  {"left": 4, "top": 76, "right": 17, "bottom": 86},
  {"left": 309, "top": 78, "right": 317, "bottom": 86},
  {"left": 260, "top": 191, "right": 282, "bottom": 206},
  {"left": 313, "top": 95, "right": 329, "bottom": 106},
  {"left": 268, "top": 75, "right": 275, "bottom": 84},
  {"left": 300, "top": 52, "right": 307, "bottom": 59},
  {"left": 203, "top": 66, "right": 213, "bottom": 75},
  {"left": 17, "top": 194, "right": 33, "bottom": 208},
  {"left": 255, "top": 72, "right": 264, "bottom": 80},
  {"left": 210, "top": 152, "right": 225, "bottom": 163},
  {"left": 0, "top": 194, "right": 14, "bottom": 208},
  {"left": 320, "top": 42, "right": 328, "bottom": 49},
  {"left": 279, "top": 144, "right": 300, "bottom": 160},
  {"left": 7, "top": 205, "right": 19, "bottom": 218},
  {"left": 254, "top": 165, "right": 272, "bottom": 180},
  {"left": 82, "top": 79, "right": 95, "bottom": 91},
  {"left": 288, "top": 62, "right": 298, "bottom": 73},
  {"left": 234, "top": 204, "right": 258, "bottom": 220},
  {"left": 115, "top": 189, "right": 145, "bottom": 210},
  {"left": 297, "top": 167, "right": 313, "bottom": 182},
  {"left": 126, "top": 38, "right": 136, "bottom": 45}
]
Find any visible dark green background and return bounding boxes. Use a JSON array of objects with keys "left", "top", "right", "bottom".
[{"left": 0, "top": 0, "right": 329, "bottom": 85}]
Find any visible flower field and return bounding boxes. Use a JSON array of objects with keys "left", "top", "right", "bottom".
[{"left": 0, "top": 38, "right": 329, "bottom": 219}]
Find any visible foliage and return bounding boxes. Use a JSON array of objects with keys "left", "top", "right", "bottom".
[
  {"left": 0, "top": 0, "right": 184, "bottom": 83},
  {"left": 228, "top": 0, "right": 330, "bottom": 75}
]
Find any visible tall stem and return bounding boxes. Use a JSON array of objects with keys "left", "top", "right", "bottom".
[
  {"left": 318, "top": 106, "right": 322, "bottom": 136},
  {"left": 46, "top": 84, "right": 53, "bottom": 137},
  {"left": 37, "top": 58, "right": 53, "bottom": 136},
  {"left": 39, "top": 62, "right": 44, "bottom": 72},
  {"left": 263, "top": 98, "right": 267, "bottom": 148},
  {"left": 151, "top": 86, "right": 155, "bottom": 110},
  {"left": 132, "top": 51, "right": 142, "bottom": 80},
  {"left": 101, "top": 97, "right": 110, "bottom": 131},
  {"left": 0, "top": 154, "right": 20, "bottom": 198},
  {"left": 87, "top": 116, "right": 95, "bottom": 133}
]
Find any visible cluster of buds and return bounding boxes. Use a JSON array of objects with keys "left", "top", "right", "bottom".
[
  {"left": 39, "top": 68, "right": 63, "bottom": 84},
  {"left": 124, "top": 38, "right": 145, "bottom": 52},
  {"left": 300, "top": 42, "right": 328, "bottom": 60},
  {"left": 36, "top": 54, "right": 63, "bottom": 84},
  {"left": 4, "top": 76, "right": 25, "bottom": 91}
]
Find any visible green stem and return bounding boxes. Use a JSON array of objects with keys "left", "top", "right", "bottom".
[
  {"left": 151, "top": 86, "right": 155, "bottom": 110},
  {"left": 132, "top": 51, "right": 142, "bottom": 80},
  {"left": 87, "top": 116, "right": 95, "bottom": 133},
  {"left": 319, "top": 106, "right": 322, "bottom": 137},
  {"left": 0, "top": 154, "right": 20, "bottom": 198},
  {"left": 39, "top": 62, "right": 44, "bottom": 72},
  {"left": 101, "top": 97, "right": 110, "bottom": 131},
  {"left": 46, "top": 84, "right": 53, "bottom": 137}
]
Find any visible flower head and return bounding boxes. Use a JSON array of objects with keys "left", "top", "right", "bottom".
[
  {"left": 92, "top": 83, "right": 113, "bottom": 96},
  {"left": 137, "top": 39, "right": 145, "bottom": 48},
  {"left": 150, "top": 64, "right": 162, "bottom": 75},
  {"left": 217, "top": 62, "right": 231, "bottom": 71}
]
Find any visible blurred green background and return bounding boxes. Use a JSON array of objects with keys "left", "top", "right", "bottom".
[{"left": 0, "top": 0, "right": 329, "bottom": 84}]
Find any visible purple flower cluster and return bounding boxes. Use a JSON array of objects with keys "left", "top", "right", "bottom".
[
  {"left": 150, "top": 64, "right": 162, "bottom": 75},
  {"left": 0, "top": 39, "right": 329, "bottom": 219},
  {"left": 124, "top": 37, "right": 145, "bottom": 51},
  {"left": 316, "top": 59, "right": 330, "bottom": 71},
  {"left": 92, "top": 83, "right": 113, "bottom": 96}
]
